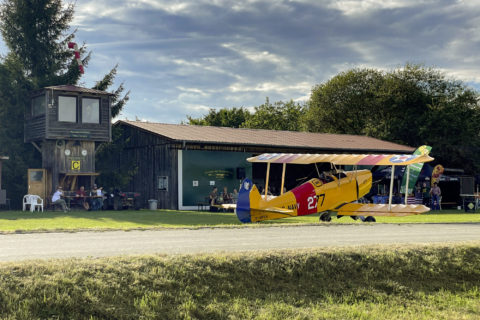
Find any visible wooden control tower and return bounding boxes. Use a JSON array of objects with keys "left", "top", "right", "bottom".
[{"left": 25, "top": 85, "right": 112, "bottom": 197}]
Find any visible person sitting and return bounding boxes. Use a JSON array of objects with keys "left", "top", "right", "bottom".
[
  {"left": 221, "top": 186, "right": 232, "bottom": 204},
  {"left": 51, "top": 186, "right": 69, "bottom": 212},
  {"left": 232, "top": 188, "right": 239, "bottom": 203},
  {"left": 75, "top": 186, "right": 90, "bottom": 210}
]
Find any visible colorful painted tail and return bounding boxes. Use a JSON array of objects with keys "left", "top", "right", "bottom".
[
  {"left": 236, "top": 178, "right": 259, "bottom": 223},
  {"left": 236, "top": 178, "right": 294, "bottom": 223}
]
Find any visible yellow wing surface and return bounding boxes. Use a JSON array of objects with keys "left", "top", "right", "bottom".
[
  {"left": 247, "top": 153, "right": 433, "bottom": 165},
  {"left": 334, "top": 203, "right": 429, "bottom": 217}
]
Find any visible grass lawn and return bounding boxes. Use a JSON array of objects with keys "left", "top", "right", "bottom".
[
  {"left": 0, "top": 244, "right": 479, "bottom": 319},
  {"left": 0, "top": 208, "right": 479, "bottom": 233}
]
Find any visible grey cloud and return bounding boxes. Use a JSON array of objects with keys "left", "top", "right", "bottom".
[{"left": 2, "top": 0, "right": 479, "bottom": 123}]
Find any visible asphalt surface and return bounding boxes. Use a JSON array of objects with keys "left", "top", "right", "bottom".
[{"left": 1, "top": 223, "right": 480, "bottom": 262}]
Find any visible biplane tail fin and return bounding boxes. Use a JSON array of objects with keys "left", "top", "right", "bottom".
[
  {"left": 236, "top": 178, "right": 260, "bottom": 223},
  {"left": 236, "top": 178, "right": 295, "bottom": 223}
]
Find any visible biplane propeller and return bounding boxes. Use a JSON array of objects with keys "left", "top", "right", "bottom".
[{"left": 236, "top": 151, "right": 434, "bottom": 223}]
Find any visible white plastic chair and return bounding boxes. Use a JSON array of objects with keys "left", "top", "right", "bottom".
[
  {"left": 22, "top": 194, "right": 30, "bottom": 211},
  {"left": 22, "top": 194, "right": 44, "bottom": 212}
]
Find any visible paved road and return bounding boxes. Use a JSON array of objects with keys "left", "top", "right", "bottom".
[{"left": 1, "top": 223, "right": 480, "bottom": 262}]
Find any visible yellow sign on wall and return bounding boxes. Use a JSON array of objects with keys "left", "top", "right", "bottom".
[{"left": 71, "top": 160, "right": 81, "bottom": 171}]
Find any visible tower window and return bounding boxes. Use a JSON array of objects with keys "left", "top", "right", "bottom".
[
  {"left": 58, "top": 96, "right": 77, "bottom": 122},
  {"left": 82, "top": 98, "right": 100, "bottom": 124},
  {"left": 32, "top": 95, "right": 46, "bottom": 117}
]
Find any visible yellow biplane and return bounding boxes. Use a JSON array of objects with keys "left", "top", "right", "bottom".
[{"left": 236, "top": 152, "right": 433, "bottom": 223}]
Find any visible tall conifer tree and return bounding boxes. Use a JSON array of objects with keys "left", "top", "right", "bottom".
[{"left": 0, "top": 0, "right": 129, "bottom": 206}]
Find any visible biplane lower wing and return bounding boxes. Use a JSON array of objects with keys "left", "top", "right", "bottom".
[
  {"left": 249, "top": 207, "right": 296, "bottom": 222},
  {"left": 333, "top": 203, "right": 430, "bottom": 217}
]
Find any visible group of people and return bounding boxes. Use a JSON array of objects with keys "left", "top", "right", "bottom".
[
  {"left": 414, "top": 181, "right": 442, "bottom": 210},
  {"left": 374, "top": 181, "right": 442, "bottom": 211},
  {"left": 209, "top": 186, "right": 238, "bottom": 208},
  {"left": 51, "top": 184, "right": 105, "bottom": 212}
]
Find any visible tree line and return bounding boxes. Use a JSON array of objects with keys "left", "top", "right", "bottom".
[
  {"left": 187, "top": 64, "right": 480, "bottom": 173},
  {"left": 1, "top": 0, "right": 479, "bottom": 208}
]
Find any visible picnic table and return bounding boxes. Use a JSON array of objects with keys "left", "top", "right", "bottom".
[{"left": 62, "top": 192, "right": 103, "bottom": 210}]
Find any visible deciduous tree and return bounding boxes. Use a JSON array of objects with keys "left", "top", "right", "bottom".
[
  {"left": 242, "top": 98, "right": 305, "bottom": 131},
  {"left": 186, "top": 107, "right": 251, "bottom": 128},
  {"left": 304, "top": 64, "right": 480, "bottom": 172}
]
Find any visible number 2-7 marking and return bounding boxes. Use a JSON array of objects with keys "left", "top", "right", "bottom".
[
  {"left": 307, "top": 194, "right": 327, "bottom": 211},
  {"left": 317, "top": 194, "right": 325, "bottom": 207},
  {"left": 307, "top": 196, "right": 317, "bottom": 210}
]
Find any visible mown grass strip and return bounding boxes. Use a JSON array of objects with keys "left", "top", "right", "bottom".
[
  {"left": 0, "top": 209, "right": 479, "bottom": 233},
  {"left": 0, "top": 243, "right": 479, "bottom": 319}
]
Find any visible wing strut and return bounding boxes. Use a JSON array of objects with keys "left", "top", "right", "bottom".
[
  {"left": 265, "top": 162, "right": 271, "bottom": 198},
  {"left": 280, "top": 163, "right": 286, "bottom": 195},
  {"left": 315, "top": 163, "right": 321, "bottom": 178},
  {"left": 404, "top": 165, "right": 410, "bottom": 205},
  {"left": 388, "top": 165, "right": 395, "bottom": 211}
]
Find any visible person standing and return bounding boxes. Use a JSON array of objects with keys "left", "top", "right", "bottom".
[
  {"left": 430, "top": 182, "right": 441, "bottom": 210},
  {"left": 91, "top": 184, "right": 104, "bottom": 211},
  {"left": 422, "top": 181, "right": 431, "bottom": 207},
  {"left": 414, "top": 182, "right": 422, "bottom": 204},
  {"left": 209, "top": 187, "right": 218, "bottom": 211}
]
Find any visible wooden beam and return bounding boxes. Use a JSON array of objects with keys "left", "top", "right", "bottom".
[
  {"left": 95, "top": 142, "right": 105, "bottom": 153},
  {"left": 31, "top": 141, "right": 42, "bottom": 153}
]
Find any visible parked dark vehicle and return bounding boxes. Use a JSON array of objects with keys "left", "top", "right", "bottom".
[{"left": 103, "top": 189, "right": 141, "bottom": 210}]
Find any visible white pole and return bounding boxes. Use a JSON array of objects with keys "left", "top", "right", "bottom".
[
  {"left": 280, "top": 163, "right": 286, "bottom": 195},
  {"left": 265, "top": 163, "right": 270, "bottom": 198},
  {"left": 404, "top": 166, "right": 410, "bottom": 205},
  {"left": 388, "top": 166, "right": 395, "bottom": 211}
]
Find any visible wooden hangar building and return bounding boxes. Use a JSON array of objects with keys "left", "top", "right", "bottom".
[{"left": 114, "top": 120, "right": 414, "bottom": 210}]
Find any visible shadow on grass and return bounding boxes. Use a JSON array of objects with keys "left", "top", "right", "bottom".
[
  {"left": 0, "top": 209, "right": 243, "bottom": 227},
  {"left": 1, "top": 209, "right": 479, "bottom": 231}
]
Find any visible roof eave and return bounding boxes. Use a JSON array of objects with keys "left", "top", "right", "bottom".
[{"left": 180, "top": 140, "right": 415, "bottom": 153}]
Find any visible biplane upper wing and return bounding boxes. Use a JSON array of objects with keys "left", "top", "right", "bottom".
[
  {"left": 332, "top": 203, "right": 429, "bottom": 217},
  {"left": 247, "top": 153, "right": 433, "bottom": 166}
]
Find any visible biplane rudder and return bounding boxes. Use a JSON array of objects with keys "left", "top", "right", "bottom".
[{"left": 236, "top": 178, "right": 262, "bottom": 223}]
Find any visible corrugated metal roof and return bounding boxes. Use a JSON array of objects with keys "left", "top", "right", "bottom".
[
  {"left": 116, "top": 120, "right": 415, "bottom": 153},
  {"left": 44, "top": 85, "right": 112, "bottom": 95}
]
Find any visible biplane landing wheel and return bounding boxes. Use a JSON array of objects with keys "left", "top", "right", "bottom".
[
  {"left": 364, "top": 216, "right": 376, "bottom": 222},
  {"left": 319, "top": 212, "right": 332, "bottom": 222}
]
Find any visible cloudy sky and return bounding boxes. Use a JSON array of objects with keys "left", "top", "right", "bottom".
[{"left": 3, "top": 0, "right": 480, "bottom": 124}]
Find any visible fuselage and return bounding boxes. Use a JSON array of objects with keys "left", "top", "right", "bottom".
[{"left": 258, "top": 170, "right": 372, "bottom": 216}]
